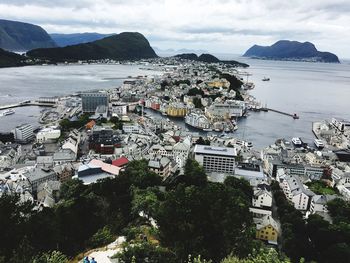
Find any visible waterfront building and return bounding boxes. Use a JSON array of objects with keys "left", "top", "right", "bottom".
[
  {"left": 205, "top": 100, "right": 246, "bottom": 121},
  {"left": 185, "top": 112, "right": 211, "bottom": 130},
  {"left": 81, "top": 92, "right": 109, "bottom": 113},
  {"left": 37, "top": 97, "right": 59, "bottom": 104},
  {"left": 166, "top": 103, "right": 187, "bottom": 117},
  {"left": 193, "top": 145, "right": 237, "bottom": 174},
  {"left": 12, "top": 124, "right": 34, "bottom": 143}
]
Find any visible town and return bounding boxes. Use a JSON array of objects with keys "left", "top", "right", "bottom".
[{"left": 1, "top": 56, "right": 350, "bottom": 261}]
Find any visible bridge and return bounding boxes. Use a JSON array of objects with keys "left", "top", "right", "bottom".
[{"left": 0, "top": 101, "right": 57, "bottom": 110}]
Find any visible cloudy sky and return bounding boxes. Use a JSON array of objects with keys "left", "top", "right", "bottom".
[{"left": 1, "top": 0, "right": 349, "bottom": 57}]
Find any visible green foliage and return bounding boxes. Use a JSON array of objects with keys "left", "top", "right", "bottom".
[
  {"left": 113, "top": 242, "right": 177, "bottom": 263},
  {"left": 0, "top": 48, "right": 26, "bottom": 68},
  {"left": 220, "top": 73, "right": 244, "bottom": 101},
  {"left": 221, "top": 248, "right": 291, "bottom": 263},
  {"left": 173, "top": 79, "right": 191, "bottom": 86},
  {"left": 32, "top": 251, "right": 68, "bottom": 263},
  {"left": 305, "top": 181, "right": 338, "bottom": 195},
  {"left": 182, "top": 158, "right": 208, "bottom": 186},
  {"left": 88, "top": 226, "right": 115, "bottom": 248},
  {"left": 59, "top": 113, "right": 91, "bottom": 131},
  {"left": 193, "top": 97, "right": 203, "bottom": 108},
  {"left": 188, "top": 87, "right": 205, "bottom": 96},
  {"left": 155, "top": 182, "right": 255, "bottom": 262},
  {"left": 195, "top": 137, "right": 210, "bottom": 146}
]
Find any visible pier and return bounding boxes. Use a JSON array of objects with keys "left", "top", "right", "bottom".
[
  {"left": 0, "top": 101, "right": 56, "bottom": 110},
  {"left": 261, "top": 108, "right": 299, "bottom": 119}
]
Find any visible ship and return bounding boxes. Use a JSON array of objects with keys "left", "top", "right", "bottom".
[
  {"left": 314, "top": 139, "right": 325, "bottom": 149},
  {"left": 292, "top": 137, "right": 302, "bottom": 147},
  {"left": 1, "top": 109, "right": 15, "bottom": 116},
  {"left": 262, "top": 77, "right": 270, "bottom": 81}
]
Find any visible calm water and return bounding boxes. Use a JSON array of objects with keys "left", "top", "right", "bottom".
[{"left": 0, "top": 60, "right": 349, "bottom": 148}]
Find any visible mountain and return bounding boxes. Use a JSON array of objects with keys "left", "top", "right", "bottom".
[
  {"left": 50, "top": 33, "right": 114, "bottom": 47},
  {"left": 0, "top": 48, "right": 26, "bottom": 67},
  {"left": 27, "top": 32, "right": 158, "bottom": 62},
  {"left": 175, "top": 53, "right": 249, "bottom": 67},
  {"left": 243, "top": 40, "right": 340, "bottom": 63},
  {"left": 0, "top": 19, "right": 56, "bottom": 51}
]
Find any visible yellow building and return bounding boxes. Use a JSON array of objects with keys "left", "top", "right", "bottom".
[
  {"left": 255, "top": 215, "right": 279, "bottom": 244},
  {"left": 166, "top": 105, "right": 187, "bottom": 117},
  {"left": 206, "top": 79, "right": 230, "bottom": 88}
]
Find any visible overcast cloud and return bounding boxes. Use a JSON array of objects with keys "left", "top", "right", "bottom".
[{"left": 0, "top": 0, "right": 349, "bottom": 57}]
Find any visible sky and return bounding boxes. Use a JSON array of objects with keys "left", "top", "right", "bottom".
[{"left": 0, "top": 0, "right": 349, "bottom": 58}]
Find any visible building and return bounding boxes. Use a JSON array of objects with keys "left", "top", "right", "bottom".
[
  {"left": 81, "top": 92, "right": 109, "bottom": 113},
  {"left": 36, "top": 127, "right": 61, "bottom": 143},
  {"left": 205, "top": 100, "right": 246, "bottom": 120},
  {"left": 123, "top": 124, "right": 140, "bottom": 134},
  {"left": 26, "top": 167, "right": 57, "bottom": 193},
  {"left": 53, "top": 149, "right": 76, "bottom": 165},
  {"left": 279, "top": 171, "right": 315, "bottom": 211},
  {"left": 76, "top": 159, "right": 120, "bottom": 184},
  {"left": 235, "top": 163, "right": 266, "bottom": 182},
  {"left": 89, "top": 126, "right": 121, "bottom": 154},
  {"left": 112, "top": 157, "right": 129, "bottom": 168},
  {"left": 255, "top": 215, "right": 279, "bottom": 244},
  {"left": 148, "top": 157, "right": 172, "bottom": 178},
  {"left": 166, "top": 103, "right": 187, "bottom": 117},
  {"left": 309, "top": 194, "right": 338, "bottom": 221},
  {"left": 12, "top": 124, "right": 34, "bottom": 143},
  {"left": 193, "top": 145, "right": 237, "bottom": 174}
]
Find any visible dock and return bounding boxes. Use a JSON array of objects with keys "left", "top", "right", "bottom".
[
  {"left": 261, "top": 108, "right": 299, "bottom": 119},
  {"left": 0, "top": 101, "right": 56, "bottom": 110}
]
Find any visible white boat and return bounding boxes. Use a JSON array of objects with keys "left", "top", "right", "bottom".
[
  {"left": 314, "top": 139, "right": 325, "bottom": 149},
  {"left": 203, "top": 128, "right": 213, "bottom": 132},
  {"left": 1, "top": 109, "right": 15, "bottom": 116},
  {"left": 292, "top": 137, "right": 302, "bottom": 147}
]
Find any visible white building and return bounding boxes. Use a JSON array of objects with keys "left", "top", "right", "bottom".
[
  {"left": 252, "top": 185, "right": 273, "bottom": 209},
  {"left": 279, "top": 171, "right": 315, "bottom": 211},
  {"left": 13, "top": 124, "right": 34, "bottom": 143},
  {"left": 36, "top": 127, "right": 61, "bottom": 143},
  {"left": 205, "top": 100, "right": 246, "bottom": 120},
  {"left": 194, "top": 145, "right": 237, "bottom": 174}
]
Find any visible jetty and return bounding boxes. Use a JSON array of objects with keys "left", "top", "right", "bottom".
[
  {"left": 0, "top": 101, "right": 56, "bottom": 110},
  {"left": 261, "top": 108, "right": 299, "bottom": 119}
]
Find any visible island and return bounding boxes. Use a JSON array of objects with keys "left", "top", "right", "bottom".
[
  {"left": 175, "top": 53, "right": 249, "bottom": 67},
  {"left": 243, "top": 40, "right": 340, "bottom": 63},
  {"left": 27, "top": 32, "right": 158, "bottom": 62}
]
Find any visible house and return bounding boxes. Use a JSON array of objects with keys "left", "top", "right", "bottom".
[
  {"left": 252, "top": 184, "right": 272, "bottom": 209},
  {"left": 255, "top": 215, "right": 279, "bottom": 244},
  {"left": 53, "top": 149, "right": 76, "bottom": 165},
  {"left": 76, "top": 159, "right": 121, "bottom": 184}
]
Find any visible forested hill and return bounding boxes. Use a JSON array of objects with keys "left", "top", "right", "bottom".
[
  {"left": 0, "top": 48, "right": 26, "bottom": 68},
  {"left": 27, "top": 32, "right": 158, "bottom": 62},
  {"left": 0, "top": 19, "right": 56, "bottom": 51}
]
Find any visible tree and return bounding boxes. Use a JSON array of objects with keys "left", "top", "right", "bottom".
[
  {"left": 182, "top": 159, "right": 207, "bottom": 186},
  {"left": 32, "top": 251, "right": 68, "bottom": 263}
]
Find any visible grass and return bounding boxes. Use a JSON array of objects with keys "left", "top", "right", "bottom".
[{"left": 306, "top": 181, "right": 338, "bottom": 195}]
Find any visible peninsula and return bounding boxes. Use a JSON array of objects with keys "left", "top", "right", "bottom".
[
  {"left": 27, "top": 32, "right": 158, "bottom": 62},
  {"left": 243, "top": 40, "right": 340, "bottom": 63}
]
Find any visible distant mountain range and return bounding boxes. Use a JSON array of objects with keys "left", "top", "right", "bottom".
[
  {"left": 50, "top": 33, "right": 114, "bottom": 47},
  {"left": 243, "top": 40, "right": 340, "bottom": 63},
  {"left": 0, "top": 19, "right": 56, "bottom": 51},
  {"left": 154, "top": 47, "right": 208, "bottom": 56},
  {"left": 27, "top": 32, "right": 158, "bottom": 62},
  {"left": 175, "top": 53, "right": 249, "bottom": 67}
]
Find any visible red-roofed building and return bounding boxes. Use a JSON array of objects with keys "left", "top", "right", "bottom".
[{"left": 112, "top": 157, "right": 129, "bottom": 167}]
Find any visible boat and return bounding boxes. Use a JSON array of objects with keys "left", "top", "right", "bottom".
[
  {"left": 262, "top": 77, "right": 270, "bottom": 81},
  {"left": 292, "top": 137, "right": 302, "bottom": 147},
  {"left": 203, "top": 128, "right": 213, "bottom": 132},
  {"left": 1, "top": 109, "right": 15, "bottom": 116},
  {"left": 293, "top": 113, "right": 299, "bottom": 119},
  {"left": 314, "top": 139, "right": 325, "bottom": 149}
]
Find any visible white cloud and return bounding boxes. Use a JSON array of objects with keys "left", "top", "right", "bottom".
[{"left": 0, "top": 0, "right": 349, "bottom": 57}]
